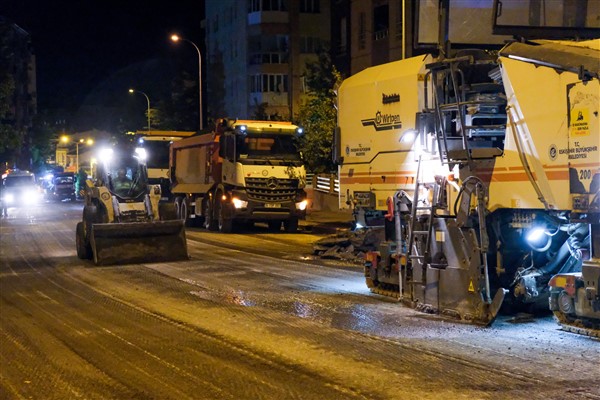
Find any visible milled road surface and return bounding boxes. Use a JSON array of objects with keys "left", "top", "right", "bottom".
[{"left": 1, "top": 202, "right": 598, "bottom": 399}]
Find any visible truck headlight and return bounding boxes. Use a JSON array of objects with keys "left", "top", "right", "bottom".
[
  {"left": 232, "top": 197, "right": 248, "bottom": 209},
  {"left": 3, "top": 193, "right": 14, "bottom": 204},
  {"left": 295, "top": 199, "right": 308, "bottom": 211}
]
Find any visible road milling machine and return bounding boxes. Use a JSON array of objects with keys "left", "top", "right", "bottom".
[
  {"left": 335, "top": 39, "right": 600, "bottom": 330},
  {"left": 76, "top": 146, "right": 188, "bottom": 265}
]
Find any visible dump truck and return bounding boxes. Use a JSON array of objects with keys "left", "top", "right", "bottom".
[
  {"left": 76, "top": 145, "right": 188, "bottom": 265},
  {"left": 134, "top": 130, "right": 195, "bottom": 201},
  {"left": 169, "top": 118, "right": 308, "bottom": 232},
  {"left": 335, "top": 39, "right": 599, "bottom": 331}
]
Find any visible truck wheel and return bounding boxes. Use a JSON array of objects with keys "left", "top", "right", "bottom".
[
  {"left": 191, "top": 196, "right": 205, "bottom": 227},
  {"left": 216, "top": 197, "right": 234, "bottom": 233},
  {"left": 268, "top": 221, "right": 281, "bottom": 232},
  {"left": 174, "top": 197, "right": 184, "bottom": 220},
  {"left": 203, "top": 197, "right": 218, "bottom": 231},
  {"left": 76, "top": 222, "right": 92, "bottom": 260},
  {"left": 284, "top": 218, "right": 299, "bottom": 233},
  {"left": 180, "top": 199, "right": 193, "bottom": 227}
]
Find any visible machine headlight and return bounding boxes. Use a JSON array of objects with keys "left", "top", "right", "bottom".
[
  {"left": 526, "top": 227, "right": 545, "bottom": 243},
  {"left": 295, "top": 199, "right": 308, "bottom": 211},
  {"left": 232, "top": 197, "right": 248, "bottom": 209},
  {"left": 135, "top": 147, "right": 147, "bottom": 161},
  {"left": 526, "top": 227, "right": 552, "bottom": 252},
  {"left": 3, "top": 193, "right": 15, "bottom": 204},
  {"left": 400, "top": 129, "right": 416, "bottom": 143},
  {"left": 22, "top": 189, "right": 40, "bottom": 205},
  {"left": 99, "top": 148, "right": 114, "bottom": 163}
]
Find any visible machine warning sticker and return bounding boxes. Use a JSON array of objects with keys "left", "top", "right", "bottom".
[{"left": 570, "top": 108, "right": 590, "bottom": 136}]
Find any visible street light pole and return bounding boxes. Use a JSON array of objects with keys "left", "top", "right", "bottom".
[
  {"left": 170, "top": 34, "right": 203, "bottom": 131},
  {"left": 128, "top": 89, "right": 151, "bottom": 131},
  {"left": 60, "top": 136, "right": 93, "bottom": 172}
]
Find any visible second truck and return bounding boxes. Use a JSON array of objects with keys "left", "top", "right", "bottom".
[{"left": 169, "top": 118, "right": 308, "bottom": 233}]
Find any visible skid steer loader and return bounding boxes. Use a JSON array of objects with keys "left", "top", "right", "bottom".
[{"left": 76, "top": 146, "right": 188, "bottom": 265}]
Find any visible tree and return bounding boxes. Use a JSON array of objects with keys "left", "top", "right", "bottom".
[
  {"left": 295, "top": 50, "right": 342, "bottom": 174},
  {"left": 0, "top": 23, "right": 23, "bottom": 168}
]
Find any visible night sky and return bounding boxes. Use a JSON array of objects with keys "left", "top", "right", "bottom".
[{"left": 2, "top": 0, "right": 205, "bottom": 113}]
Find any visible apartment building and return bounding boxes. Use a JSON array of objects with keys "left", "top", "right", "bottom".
[{"left": 205, "top": 0, "right": 331, "bottom": 120}]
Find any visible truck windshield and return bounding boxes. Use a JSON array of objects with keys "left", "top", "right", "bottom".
[
  {"left": 54, "top": 176, "right": 73, "bottom": 185},
  {"left": 142, "top": 140, "right": 171, "bottom": 169},
  {"left": 237, "top": 134, "right": 300, "bottom": 161}
]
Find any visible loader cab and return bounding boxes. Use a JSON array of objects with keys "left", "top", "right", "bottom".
[{"left": 97, "top": 148, "right": 148, "bottom": 200}]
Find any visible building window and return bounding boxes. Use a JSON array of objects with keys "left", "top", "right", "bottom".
[
  {"left": 299, "top": 36, "right": 322, "bottom": 53},
  {"left": 250, "top": 74, "right": 289, "bottom": 93},
  {"left": 395, "top": 1, "right": 403, "bottom": 41},
  {"left": 300, "top": 0, "right": 320, "bottom": 13},
  {"left": 249, "top": 0, "right": 287, "bottom": 12},
  {"left": 358, "top": 12, "right": 366, "bottom": 49},
  {"left": 340, "top": 17, "right": 347, "bottom": 53},
  {"left": 373, "top": 4, "right": 389, "bottom": 41},
  {"left": 249, "top": 52, "right": 287, "bottom": 65}
]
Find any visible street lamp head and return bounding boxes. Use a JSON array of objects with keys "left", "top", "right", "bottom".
[
  {"left": 60, "top": 136, "right": 69, "bottom": 144},
  {"left": 170, "top": 34, "right": 180, "bottom": 42},
  {"left": 128, "top": 88, "right": 135, "bottom": 93}
]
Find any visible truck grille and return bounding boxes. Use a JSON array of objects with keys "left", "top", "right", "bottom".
[{"left": 245, "top": 177, "right": 298, "bottom": 202}]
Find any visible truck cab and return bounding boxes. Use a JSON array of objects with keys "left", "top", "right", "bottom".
[{"left": 170, "top": 118, "right": 308, "bottom": 233}]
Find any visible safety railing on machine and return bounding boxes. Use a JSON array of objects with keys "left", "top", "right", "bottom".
[{"left": 313, "top": 173, "right": 339, "bottom": 194}]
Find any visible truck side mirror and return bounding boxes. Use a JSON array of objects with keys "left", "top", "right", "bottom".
[{"left": 332, "top": 126, "right": 343, "bottom": 165}]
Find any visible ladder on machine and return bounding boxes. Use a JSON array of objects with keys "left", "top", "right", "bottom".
[{"left": 404, "top": 157, "right": 445, "bottom": 295}]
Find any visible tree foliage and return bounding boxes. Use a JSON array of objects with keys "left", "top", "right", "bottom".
[
  {"left": 295, "top": 50, "right": 341, "bottom": 174},
  {"left": 0, "top": 24, "right": 22, "bottom": 165}
]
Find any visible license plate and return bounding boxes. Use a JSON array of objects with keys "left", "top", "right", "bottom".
[{"left": 264, "top": 203, "right": 281, "bottom": 208}]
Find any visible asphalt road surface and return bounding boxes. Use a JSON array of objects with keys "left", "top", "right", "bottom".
[{"left": 1, "top": 202, "right": 599, "bottom": 399}]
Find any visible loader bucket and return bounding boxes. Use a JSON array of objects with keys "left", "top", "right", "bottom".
[{"left": 90, "top": 220, "right": 188, "bottom": 266}]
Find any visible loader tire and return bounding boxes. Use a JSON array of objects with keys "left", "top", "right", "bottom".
[
  {"left": 76, "top": 222, "right": 92, "bottom": 260},
  {"left": 203, "top": 197, "right": 218, "bottom": 231},
  {"left": 83, "top": 205, "right": 98, "bottom": 238},
  {"left": 159, "top": 203, "right": 178, "bottom": 221}
]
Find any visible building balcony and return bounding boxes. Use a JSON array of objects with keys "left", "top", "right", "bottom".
[
  {"left": 249, "top": 52, "right": 289, "bottom": 65},
  {"left": 249, "top": 92, "right": 289, "bottom": 107}
]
